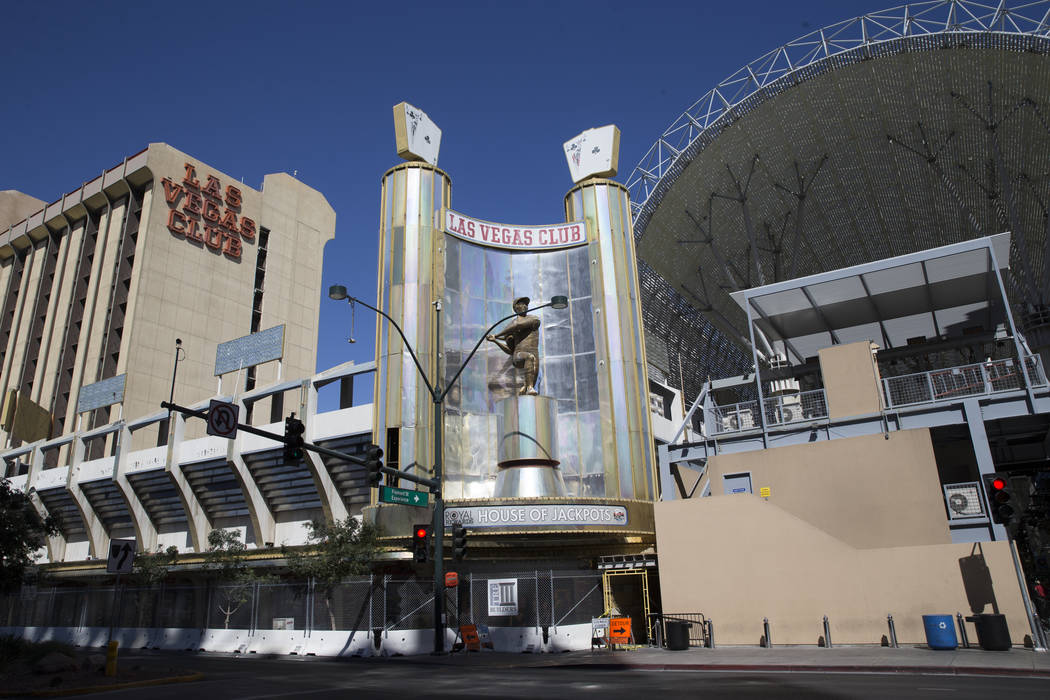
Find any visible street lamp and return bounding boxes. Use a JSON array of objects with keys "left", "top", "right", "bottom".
[{"left": 329, "top": 284, "right": 567, "bottom": 653}]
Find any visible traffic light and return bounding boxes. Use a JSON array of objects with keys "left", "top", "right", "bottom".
[
  {"left": 984, "top": 473, "right": 1015, "bottom": 524},
  {"left": 283, "top": 414, "right": 305, "bottom": 463},
  {"left": 1035, "top": 546, "right": 1050, "bottom": 576},
  {"left": 983, "top": 472, "right": 1031, "bottom": 533},
  {"left": 452, "top": 523, "right": 468, "bottom": 560},
  {"left": 412, "top": 524, "right": 430, "bottom": 563},
  {"left": 364, "top": 444, "right": 384, "bottom": 487}
]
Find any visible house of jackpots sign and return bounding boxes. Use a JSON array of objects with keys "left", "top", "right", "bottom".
[{"left": 444, "top": 504, "right": 627, "bottom": 528}]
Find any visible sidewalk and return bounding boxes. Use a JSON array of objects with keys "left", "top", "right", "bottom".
[{"left": 374, "top": 645, "right": 1050, "bottom": 677}]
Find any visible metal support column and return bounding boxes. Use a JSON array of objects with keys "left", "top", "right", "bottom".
[{"left": 963, "top": 399, "right": 1008, "bottom": 541}]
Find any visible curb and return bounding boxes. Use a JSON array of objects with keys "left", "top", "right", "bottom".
[
  {"left": 345, "top": 652, "right": 1050, "bottom": 679},
  {"left": 553, "top": 662, "right": 1050, "bottom": 678},
  {"left": 0, "top": 671, "right": 204, "bottom": 698}
]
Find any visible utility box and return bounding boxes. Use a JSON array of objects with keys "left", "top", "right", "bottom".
[{"left": 966, "top": 613, "right": 1011, "bottom": 650}]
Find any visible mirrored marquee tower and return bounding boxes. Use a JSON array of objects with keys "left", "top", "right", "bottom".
[
  {"left": 373, "top": 107, "right": 656, "bottom": 547},
  {"left": 372, "top": 160, "right": 450, "bottom": 487}
]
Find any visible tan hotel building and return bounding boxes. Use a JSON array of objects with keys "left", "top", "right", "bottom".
[{"left": 0, "top": 144, "right": 334, "bottom": 452}]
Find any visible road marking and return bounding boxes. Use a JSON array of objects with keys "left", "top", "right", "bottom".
[{"left": 235, "top": 687, "right": 338, "bottom": 700}]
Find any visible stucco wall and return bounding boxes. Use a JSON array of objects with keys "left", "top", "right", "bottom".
[
  {"left": 705, "top": 429, "right": 950, "bottom": 548},
  {"left": 819, "top": 340, "right": 884, "bottom": 419},
  {"left": 655, "top": 495, "right": 1028, "bottom": 645}
]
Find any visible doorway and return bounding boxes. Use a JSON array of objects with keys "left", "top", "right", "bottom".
[{"left": 723, "top": 472, "right": 753, "bottom": 495}]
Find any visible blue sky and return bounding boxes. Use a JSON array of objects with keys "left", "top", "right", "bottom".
[{"left": 1, "top": 0, "right": 882, "bottom": 385}]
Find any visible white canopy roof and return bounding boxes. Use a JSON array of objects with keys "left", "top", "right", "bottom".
[{"left": 730, "top": 233, "right": 1012, "bottom": 364}]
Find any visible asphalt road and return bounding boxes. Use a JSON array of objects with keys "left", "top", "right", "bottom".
[{"left": 77, "top": 653, "right": 1050, "bottom": 699}]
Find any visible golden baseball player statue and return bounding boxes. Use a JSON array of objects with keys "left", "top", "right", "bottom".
[{"left": 487, "top": 296, "right": 541, "bottom": 395}]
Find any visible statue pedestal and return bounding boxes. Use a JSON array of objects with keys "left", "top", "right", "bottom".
[{"left": 493, "top": 394, "right": 566, "bottom": 498}]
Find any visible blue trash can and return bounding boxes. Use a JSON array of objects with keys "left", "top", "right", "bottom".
[{"left": 922, "top": 614, "right": 958, "bottom": 650}]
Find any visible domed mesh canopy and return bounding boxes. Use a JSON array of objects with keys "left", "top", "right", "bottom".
[{"left": 629, "top": 1, "right": 1050, "bottom": 371}]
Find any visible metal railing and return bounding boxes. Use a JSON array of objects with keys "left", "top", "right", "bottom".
[
  {"left": 648, "top": 612, "right": 709, "bottom": 648},
  {"left": 711, "top": 389, "right": 828, "bottom": 435},
  {"left": 710, "top": 400, "right": 759, "bottom": 435},
  {"left": 763, "top": 390, "right": 828, "bottom": 427},
  {"left": 882, "top": 355, "right": 1047, "bottom": 409},
  {"left": 708, "top": 355, "right": 1045, "bottom": 434}
]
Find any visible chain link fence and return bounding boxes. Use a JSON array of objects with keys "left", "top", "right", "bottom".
[
  {"left": 551, "top": 573, "right": 603, "bottom": 627},
  {"left": 0, "top": 571, "right": 603, "bottom": 635}
]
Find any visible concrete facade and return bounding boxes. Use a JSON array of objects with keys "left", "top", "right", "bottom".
[
  {"left": 0, "top": 144, "right": 334, "bottom": 452},
  {"left": 0, "top": 191, "right": 45, "bottom": 230},
  {"left": 2, "top": 361, "right": 375, "bottom": 559}
]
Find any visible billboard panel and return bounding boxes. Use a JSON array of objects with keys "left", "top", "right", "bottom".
[
  {"left": 214, "top": 325, "right": 285, "bottom": 376},
  {"left": 76, "top": 374, "right": 126, "bottom": 414}
]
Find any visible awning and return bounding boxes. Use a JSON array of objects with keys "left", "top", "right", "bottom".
[{"left": 729, "top": 233, "right": 1012, "bottom": 364}]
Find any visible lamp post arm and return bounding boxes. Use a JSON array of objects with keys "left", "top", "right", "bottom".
[
  {"left": 349, "top": 296, "right": 436, "bottom": 399},
  {"left": 437, "top": 302, "right": 552, "bottom": 403}
]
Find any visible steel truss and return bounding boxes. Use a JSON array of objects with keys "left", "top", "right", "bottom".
[{"left": 626, "top": 0, "right": 1050, "bottom": 233}]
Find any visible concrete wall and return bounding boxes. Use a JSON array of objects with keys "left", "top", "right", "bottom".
[
  {"left": 705, "top": 429, "right": 950, "bottom": 548},
  {"left": 0, "top": 145, "right": 335, "bottom": 449},
  {"left": 655, "top": 495, "right": 1029, "bottom": 645},
  {"left": 819, "top": 341, "right": 883, "bottom": 419},
  {"left": 124, "top": 144, "right": 335, "bottom": 432},
  {"left": 254, "top": 171, "right": 336, "bottom": 390},
  {"left": 0, "top": 190, "right": 45, "bottom": 230}
]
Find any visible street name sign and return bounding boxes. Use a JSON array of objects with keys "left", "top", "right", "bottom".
[{"left": 378, "top": 485, "right": 429, "bottom": 507}]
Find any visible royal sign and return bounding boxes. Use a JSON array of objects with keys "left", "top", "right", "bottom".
[{"left": 444, "top": 210, "right": 586, "bottom": 251}]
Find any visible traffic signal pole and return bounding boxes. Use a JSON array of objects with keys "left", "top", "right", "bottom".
[
  {"left": 161, "top": 401, "right": 435, "bottom": 489},
  {"left": 982, "top": 472, "right": 1048, "bottom": 650},
  {"left": 328, "top": 288, "right": 567, "bottom": 655},
  {"left": 1009, "top": 537, "right": 1048, "bottom": 651},
  {"left": 432, "top": 301, "right": 446, "bottom": 655}
]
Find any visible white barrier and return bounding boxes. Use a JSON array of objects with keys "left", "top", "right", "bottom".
[
  {"left": 546, "top": 623, "right": 591, "bottom": 652},
  {"left": 147, "top": 627, "right": 202, "bottom": 650},
  {"left": 301, "top": 629, "right": 376, "bottom": 657},
  {"left": 199, "top": 628, "right": 251, "bottom": 652},
  {"left": 0, "top": 622, "right": 596, "bottom": 655},
  {"left": 245, "top": 629, "right": 309, "bottom": 655}
]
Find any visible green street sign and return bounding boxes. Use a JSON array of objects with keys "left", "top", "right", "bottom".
[{"left": 379, "top": 485, "right": 430, "bottom": 508}]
